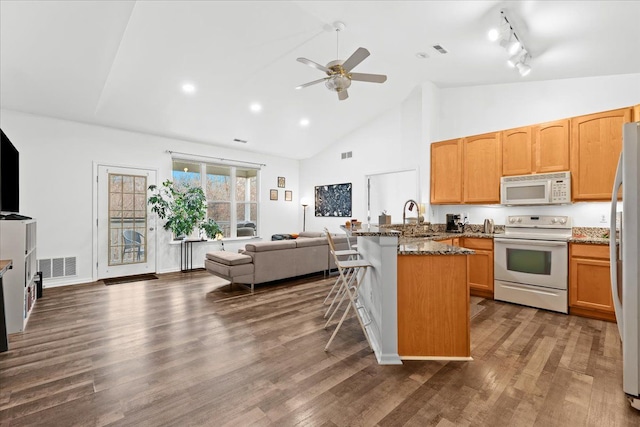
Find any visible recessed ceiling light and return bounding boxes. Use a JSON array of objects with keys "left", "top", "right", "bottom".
[
  {"left": 182, "top": 83, "right": 196, "bottom": 94},
  {"left": 299, "top": 118, "right": 310, "bottom": 127},
  {"left": 250, "top": 103, "right": 262, "bottom": 112},
  {"left": 487, "top": 28, "right": 500, "bottom": 41}
]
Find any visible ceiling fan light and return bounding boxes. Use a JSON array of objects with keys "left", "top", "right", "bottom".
[{"left": 325, "top": 75, "right": 351, "bottom": 92}]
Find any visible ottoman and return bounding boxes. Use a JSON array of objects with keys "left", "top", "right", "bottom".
[{"left": 204, "top": 251, "right": 255, "bottom": 292}]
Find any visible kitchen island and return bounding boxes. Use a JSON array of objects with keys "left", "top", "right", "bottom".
[{"left": 347, "top": 225, "right": 474, "bottom": 365}]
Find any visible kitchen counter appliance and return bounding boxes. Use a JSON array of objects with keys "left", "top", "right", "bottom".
[
  {"left": 494, "top": 215, "right": 572, "bottom": 313},
  {"left": 446, "top": 214, "right": 463, "bottom": 233}
]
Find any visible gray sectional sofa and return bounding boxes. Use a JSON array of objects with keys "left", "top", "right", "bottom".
[{"left": 204, "top": 231, "right": 355, "bottom": 291}]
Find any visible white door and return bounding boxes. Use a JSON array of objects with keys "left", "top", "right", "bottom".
[{"left": 97, "top": 165, "right": 157, "bottom": 279}]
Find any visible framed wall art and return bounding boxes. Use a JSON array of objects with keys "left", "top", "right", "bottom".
[
  {"left": 285, "top": 190, "right": 292, "bottom": 201},
  {"left": 270, "top": 189, "right": 278, "bottom": 200},
  {"left": 315, "top": 182, "right": 352, "bottom": 217},
  {"left": 277, "top": 177, "right": 285, "bottom": 188}
]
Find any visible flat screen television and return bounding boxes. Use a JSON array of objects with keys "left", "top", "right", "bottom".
[{"left": 0, "top": 129, "right": 20, "bottom": 214}]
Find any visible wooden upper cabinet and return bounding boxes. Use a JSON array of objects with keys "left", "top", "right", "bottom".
[
  {"left": 571, "top": 107, "right": 632, "bottom": 201},
  {"left": 430, "top": 139, "right": 463, "bottom": 204},
  {"left": 634, "top": 104, "right": 640, "bottom": 121},
  {"left": 502, "top": 127, "right": 532, "bottom": 176},
  {"left": 533, "top": 119, "right": 570, "bottom": 173},
  {"left": 463, "top": 132, "right": 502, "bottom": 203}
]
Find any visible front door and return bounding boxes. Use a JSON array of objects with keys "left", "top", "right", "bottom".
[{"left": 97, "top": 165, "right": 157, "bottom": 279}]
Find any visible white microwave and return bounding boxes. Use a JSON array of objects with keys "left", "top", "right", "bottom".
[{"left": 500, "top": 171, "right": 571, "bottom": 205}]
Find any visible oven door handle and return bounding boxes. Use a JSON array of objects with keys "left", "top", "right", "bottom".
[{"left": 494, "top": 238, "right": 567, "bottom": 247}]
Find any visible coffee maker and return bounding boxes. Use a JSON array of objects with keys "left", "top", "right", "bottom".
[{"left": 446, "top": 214, "right": 463, "bottom": 233}]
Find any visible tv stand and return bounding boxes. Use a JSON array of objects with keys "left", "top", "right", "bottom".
[{"left": 0, "top": 213, "right": 32, "bottom": 220}]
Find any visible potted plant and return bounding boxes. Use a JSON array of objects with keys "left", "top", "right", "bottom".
[{"left": 148, "top": 180, "right": 222, "bottom": 240}]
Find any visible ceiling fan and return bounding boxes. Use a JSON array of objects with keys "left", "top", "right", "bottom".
[{"left": 296, "top": 21, "right": 387, "bottom": 101}]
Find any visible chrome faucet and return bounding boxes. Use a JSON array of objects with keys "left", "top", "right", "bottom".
[{"left": 402, "top": 199, "right": 419, "bottom": 227}]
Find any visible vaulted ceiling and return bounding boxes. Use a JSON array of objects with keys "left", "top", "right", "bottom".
[{"left": 1, "top": 1, "right": 639, "bottom": 159}]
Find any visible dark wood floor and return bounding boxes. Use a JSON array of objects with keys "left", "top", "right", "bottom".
[{"left": 1, "top": 271, "right": 638, "bottom": 426}]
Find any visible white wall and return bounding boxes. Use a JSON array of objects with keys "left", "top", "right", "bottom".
[
  {"left": 436, "top": 73, "right": 640, "bottom": 141},
  {"left": 0, "top": 110, "right": 299, "bottom": 286},
  {"left": 299, "top": 85, "right": 427, "bottom": 234}
]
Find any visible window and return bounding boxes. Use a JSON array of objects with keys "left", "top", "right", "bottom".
[{"left": 172, "top": 160, "right": 259, "bottom": 239}]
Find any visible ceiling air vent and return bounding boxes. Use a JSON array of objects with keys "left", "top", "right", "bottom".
[
  {"left": 233, "top": 138, "right": 247, "bottom": 144},
  {"left": 432, "top": 44, "right": 448, "bottom": 54},
  {"left": 341, "top": 151, "right": 353, "bottom": 160}
]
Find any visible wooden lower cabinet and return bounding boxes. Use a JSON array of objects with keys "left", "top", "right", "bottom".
[
  {"left": 397, "top": 254, "right": 470, "bottom": 358},
  {"left": 569, "top": 243, "right": 616, "bottom": 322},
  {"left": 462, "top": 238, "right": 494, "bottom": 299}
]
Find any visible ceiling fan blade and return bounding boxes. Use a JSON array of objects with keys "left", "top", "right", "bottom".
[
  {"left": 297, "top": 57, "right": 332, "bottom": 74},
  {"left": 341, "top": 47, "right": 370, "bottom": 72},
  {"left": 338, "top": 90, "right": 349, "bottom": 101},
  {"left": 349, "top": 73, "right": 387, "bottom": 83},
  {"left": 295, "top": 77, "right": 329, "bottom": 90}
]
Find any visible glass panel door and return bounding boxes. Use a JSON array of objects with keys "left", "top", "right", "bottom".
[{"left": 108, "top": 173, "right": 147, "bottom": 266}]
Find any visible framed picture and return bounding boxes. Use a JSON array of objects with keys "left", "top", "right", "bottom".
[
  {"left": 270, "top": 189, "right": 278, "bottom": 200},
  {"left": 277, "top": 177, "right": 285, "bottom": 188},
  {"left": 285, "top": 190, "right": 292, "bottom": 201},
  {"left": 315, "top": 183, "right": 352, "bottom": 217}
]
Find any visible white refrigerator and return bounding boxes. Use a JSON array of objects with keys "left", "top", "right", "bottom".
[{"left": 610, "top": 121, "right": 640, "bottom": 410}]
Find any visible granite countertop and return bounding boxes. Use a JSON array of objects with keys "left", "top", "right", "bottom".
[
  {"left": 349, "top": 224, "right": 499, "bottom": 255},
  {"left": 568, "top": 236, "right": 611, "bottom": 245},
  {"left": 346, "top": 224, "right": 401, "bottom": 237},
  {"left": 398, "top": 238, "right": 475, "bottom": 255},
  {"left": 569, "top": 227, "right": 613, "bottom": 245},
  {"left": 349, "top": 223, "right": 614, "bottom": 252}
]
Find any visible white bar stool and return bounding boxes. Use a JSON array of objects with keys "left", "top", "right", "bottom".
[
  {"left": 323, "top": 229, "right": 373, "bottom": 352},
  {"left": 322, "top": 229, "right": 360, "bottom": 315}
]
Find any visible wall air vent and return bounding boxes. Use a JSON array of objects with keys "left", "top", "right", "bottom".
[
  {"left": 341, "top": 151, "right": 353, "bottom": 160},
  {"left": 432, "top": 44, "right": 449, "bottom": 54},
  {"left": 37, "top": 257, "right": 77, "bottom": 279},
  {"left": 233, "top": 138, "right": 247, "bottom": 143}
]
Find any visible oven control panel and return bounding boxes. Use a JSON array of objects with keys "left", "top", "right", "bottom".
[{"left": 506, "top": 215, "right": 572, "bottom": 229}]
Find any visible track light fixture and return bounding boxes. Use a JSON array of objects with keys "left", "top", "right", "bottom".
[{"left": 489, "top": 9, "right": 532, "bottom": 77}]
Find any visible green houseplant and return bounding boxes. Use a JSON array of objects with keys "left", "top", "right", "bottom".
[{"left": 148, "top": 180, "right": 222, "bottom": 240}]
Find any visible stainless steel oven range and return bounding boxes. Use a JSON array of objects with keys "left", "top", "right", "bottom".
[{"left": 494, "top": 215, "right": 572, "bottom": 313}]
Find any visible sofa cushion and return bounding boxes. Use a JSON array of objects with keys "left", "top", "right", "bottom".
[
  {"left": 298, "top": 231, "right": 324, "bottom": 238},
  {"left": 206, "top": 251, "right": 252, "bottom": 265},
  {"left": 205, "top": 259, "right": 254, "bottom": 277},
  {"left": 295, "top": 236, "right": 328, "bottom": 248},
  {"left": 245, "top": 240, "right": 297, "bottom": 252}
]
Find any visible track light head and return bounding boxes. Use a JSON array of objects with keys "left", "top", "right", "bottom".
[
  {"left": 507, "top": 49, "right": 527, "bottom": 68},
  {"left": 491, "top": 10, "right": 532, "bottom": 77},
  {"left": 500, "top": 35, "right": 521, "bottom": 56},
  {"left": 516, "top": 60, "right": 531, "bottom": 76}
]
